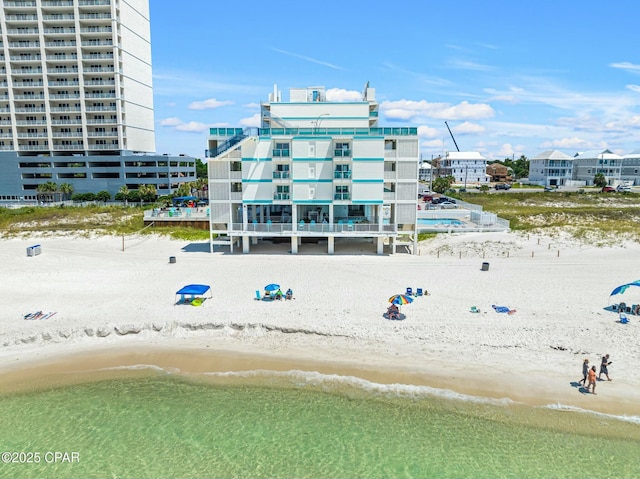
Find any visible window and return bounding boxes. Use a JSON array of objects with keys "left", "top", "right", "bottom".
[
  {"left": 335, "top": 185, "right": 349, "bottom": 200},
  {"left": 385, "top": 139, "right": 397, "bottom": 151},
  {"left": 334, "top": 142, "right": 351, "bottom": 157},
  {"left": 273, "top": 142, "right": 290, "bottom": 157}
]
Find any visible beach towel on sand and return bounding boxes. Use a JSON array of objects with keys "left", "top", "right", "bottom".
[{"left": 492, "top": 305, "right": 516, "bottom": 314}]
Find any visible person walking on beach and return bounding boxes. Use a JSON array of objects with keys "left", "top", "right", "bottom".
[
  {"left": 599, "top": 354, "right": 612, "bottom": 381},
  {"left": 587, "top": 366, "right": 597, "bottom": 394},
  {"left": 579, "top": 359, "right": 590, "bottom": 387}
]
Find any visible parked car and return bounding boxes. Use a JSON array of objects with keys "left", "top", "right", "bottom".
[
  {"left": 439, "top": 201, "right": 458, "bottom": 209},
  {"left": 543, "top": 186, "right": 555, "bottom": 192},
  {"left": 617, "top": 185, "right": 631, "bottom": 192},
  {"left": 495, "top": 183, "right": 511, "bottom": 190},
  {"left": 602, "top": 186, "right": 616, "bottom": 193}
]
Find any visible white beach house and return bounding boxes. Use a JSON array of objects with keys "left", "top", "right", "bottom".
[
  {"left": 206, "top": 84, "right": 419, "bottom": 255},
  {"left": 433, "top": 151, "right": 488, "bottom": 187},
  {"left": 572, "top": 149, "right": 622, "bottom": 186},
  {"left": 528, "top": 149, "right": 574, "bottom": 187}
]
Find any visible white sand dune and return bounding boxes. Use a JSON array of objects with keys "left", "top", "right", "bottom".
[{"left": 1, "top": 232, "right": 638, "bottom": 417}]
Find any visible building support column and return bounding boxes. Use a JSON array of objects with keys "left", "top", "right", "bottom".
[
  {"left": 376, "top": 237, "right": 384, "bottom": 255},
  {"left": 290, "top": 236, "right": 298, "bottom": 254},
  {"left": 328, "top": 235, "right": 334, "bottom": 254},
  {"left": 329, "top": 205, "right": 334, "bottom": 231},
  {"left": 391, "top": 236, "right": 396, "bottom": 254},
  {"left": 242, "top": 235, "right": 250, "bottom": 253}
]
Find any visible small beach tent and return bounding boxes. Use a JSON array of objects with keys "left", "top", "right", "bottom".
[
  {"left": 175, "top": 284, "right": 212, "bottom": 305},
  {"left": 610, "top": 280, "right": 640, "bottom": 297},
  {"left": 172, "top": 196, "right": 198, "bottom": 207}
]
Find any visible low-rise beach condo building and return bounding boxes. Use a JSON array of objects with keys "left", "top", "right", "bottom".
[{"left": 206, "top": 84, "right": 419, "bottom": 254}]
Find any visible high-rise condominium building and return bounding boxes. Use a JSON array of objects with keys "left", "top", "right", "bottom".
[
  {"left": 206, "top": 84, "right": 419, "bottom": 255},
  {"left": 0, "top": 0, "right": 194, "bottom": 202}
]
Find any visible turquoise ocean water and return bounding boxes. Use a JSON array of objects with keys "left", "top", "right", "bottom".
[{"left": 1, "top": 367, "right": 640, "bottom": 479}]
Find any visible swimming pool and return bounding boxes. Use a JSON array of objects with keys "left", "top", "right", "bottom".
[{"left": 417, "top": 218, "right": 464, "bottom": 226}]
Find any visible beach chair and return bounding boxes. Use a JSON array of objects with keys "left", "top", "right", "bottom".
[
  {"left": 310, "top": 219, "right": 316, "bottom": 231},
  {"left": 406, "top": 287, "right": 413, "bottom": 296},
  {"left": 619, "top": 313, "right": 629, "bottom": 324},
  {"left": 347, "top": 220, "right": 354, "bottom": 231},
  {"left": 470, "top": 306, "right": 480, "bottom": 313},
  {"left": 416, "top": 288, "right": 423, "bottom": 296}
]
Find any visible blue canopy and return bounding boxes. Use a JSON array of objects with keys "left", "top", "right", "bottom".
[
  {"left": 176, "top": 284, "right": 211, "bottom": 296},
  {"left": 610, "top": 280, "right": 640, "bottom": 296}
]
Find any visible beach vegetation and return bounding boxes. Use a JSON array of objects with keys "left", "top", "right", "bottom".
[
  {"left": 458, "top": 190, "right": 640, "bottom": 241},
  {"left": 593, "top": 173, "right": 607, "bottom": 187}
]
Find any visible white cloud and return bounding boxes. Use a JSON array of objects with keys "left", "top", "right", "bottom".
[
  {"left": 175, "top": 121, "right": 210, "bottom": 133},
  {"left": 239, "top": 113, "right": 261, "bottom": 128},
  {"left": 417, "top": 125, "right": 439, "bottom": 138},
  {"left": 243, "top": 102, "right": 260, "bottom": 109},
  {"left": 539, "top": 137, "right": 593, "bottom": 150},
  {"left": 610, "top": 62, "right": 640, "bottom": 74},
  {"left": 325, "top": 88, "right": 362, "bottom": 101},
  {"left": 188, "top": 98, "right": 233, "bottom": 110},
  {"left": 421, "top": 138, "right": 446, "bottom": 149},
  {"left": 453, "top": 121, "right": 485, "bottom": 134},
  {"left": 160, "top": 117, "right": 183, "bottom": 127},
  {"left": 445, "top": 58, "right": 493, "bottom": 71},
  {"left": 381, "top": 99, "right": 495, "bottom": 121},
  {"left": 271, "top": 48, "right": 342, "bottom": 70},
  {"left": 626, "top": 84, "right": 640, "bottom": 93}
]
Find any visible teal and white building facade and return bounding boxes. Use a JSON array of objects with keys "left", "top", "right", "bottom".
[{"left": 206, "top": 84, "right": 419, "bottom": 254}]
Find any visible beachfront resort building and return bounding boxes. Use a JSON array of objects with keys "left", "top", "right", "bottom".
[
  {"left": 0, "top": 0, "right": 194, "bottom": 202},
  {"left": 206, "top": 84, "right": 419, "bottom": 255},
  {"left": 528, "top": 150, "right": 574, "bottom": 187}
]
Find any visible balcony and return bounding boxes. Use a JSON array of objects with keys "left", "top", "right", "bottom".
[
  {"left": 13, "top": 68, "right": 43, "bottom": 75},
  {"left": 87, "top": 131, "right": 117, "bottom": 137},
  {"left": 333, "top": 171, "right": 351, "bottom": 179},
  {"left": 78, "top": 0, "right": 112, "bottom": 6},
  {"left": 334, "top": 193, "right": 351, "bottom": 200},
  {"left": 85, "top": 106, "right": 117, "bottom": 112},
  {"left": 334, "top": 149, "right": 351, "bottom": 157},
  {"left": 9, "top": 41, "right": 40, "bottom": 48},
  {"left": 4, "top": 1, "right": 38, "bottom": 7},
  {"left": 272, "top": 171, "right": 290, "bottom": 179},
  {"left": 6, "top": 29, "right": 40, "bottom": 35},
  {"left": 272, "top": 149, "right": 290, "bottom": 157},
  {"left": 41, "top": 0, "right": 74, "bottom": 5},
  {"left": 273, "top": 193, "right": 291, "bottom": 200}
]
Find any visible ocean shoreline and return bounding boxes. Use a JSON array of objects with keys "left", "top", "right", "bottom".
[{"left": 1, "top": 232, "right": 639, "bottom": 419}]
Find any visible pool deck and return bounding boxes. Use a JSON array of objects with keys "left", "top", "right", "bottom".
[{"left": 417, "top": 203, "right": 510, "bottom": 233}]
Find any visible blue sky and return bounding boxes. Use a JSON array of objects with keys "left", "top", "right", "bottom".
[{"left": 149, "top": 0, "right": 640, "bottom": 161}]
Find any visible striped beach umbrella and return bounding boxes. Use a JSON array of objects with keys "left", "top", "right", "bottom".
[{"left": 389, "top": 294, "right": 414, "bottom": 305}]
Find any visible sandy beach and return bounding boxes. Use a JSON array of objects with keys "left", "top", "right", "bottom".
[{"left": 1, "top": 231, "right": 639, "bottom": 418}]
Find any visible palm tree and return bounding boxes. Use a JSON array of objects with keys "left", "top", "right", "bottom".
[
  {"left": 138, "top": 184, "right": 157, "bottom": 202},
  {"left": 36, "top": 181, "right": 58, "bottom": 203},
  {"left": 59, "top": 183, "right": 74, "bottom": 201},
  {"left": 194, "top": 177, "right": 208, "bottom": 199},
  {"left": 118, "top": 185, "right": 130, "bottom": 204}
]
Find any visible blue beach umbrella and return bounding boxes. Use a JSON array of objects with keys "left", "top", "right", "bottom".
[{"left": 264, "top": 283, "right": 280, "bottom": 292}]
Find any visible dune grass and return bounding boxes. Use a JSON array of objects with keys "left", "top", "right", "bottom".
[
  {"left": 2, "top": 192, "right": 639, "bottom": 243},
  {"left": 454, "top": 191, "right": 640, "bottom": 241}
]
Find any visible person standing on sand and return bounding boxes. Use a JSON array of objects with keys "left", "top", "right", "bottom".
[
  {"left": 599, "top": 354, "right": 612, "bottom": 381},
  {"left": 587, "top": 366, "right": 597, "bottom": 394},
  {"left": 579, "top": 359, "right": 590, "bottom": 386}
]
